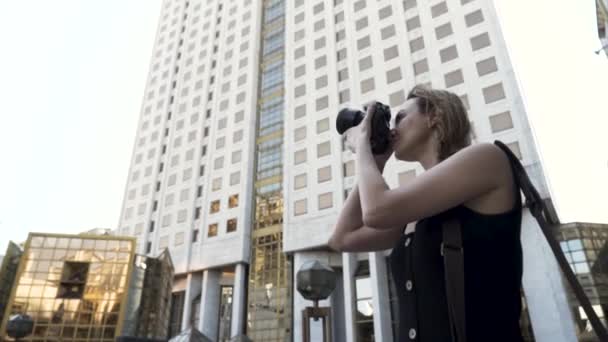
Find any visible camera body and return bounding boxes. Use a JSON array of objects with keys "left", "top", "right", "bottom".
[{"left": 336, "top": 102, "right": 392, "bottom": 154}]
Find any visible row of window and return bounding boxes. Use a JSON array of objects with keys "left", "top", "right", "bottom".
[{"left": 156, "top": 216, "right": 239, "bottom": 250}]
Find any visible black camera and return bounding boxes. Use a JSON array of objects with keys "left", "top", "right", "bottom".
[{"left": 336, "top": 102, "right": 392, "bottom": 154}]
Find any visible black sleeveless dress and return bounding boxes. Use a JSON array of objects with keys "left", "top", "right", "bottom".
[{"left": 389, "top": 197, "right": 524, "bottom": 341}]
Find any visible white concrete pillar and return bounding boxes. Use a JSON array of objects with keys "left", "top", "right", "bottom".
[
  {"left": 369, "top": 252, "right": 393, "bottom": 342},
  {"left": 293, "top": 251, "right": 336, "bottom": 342},
  {"left": 342, "top": 252, "right": 358, "bottom": 342},
  {"left": 230, "top": 263, "right": 247, "bottom": 337},
  {"left": 198, "top": 269, "right": 222, "bottom": 340},
  {"left": 521, "top": 210, "right": 577, "bottom": 341},
  {"left": 181, "top": 272, "right": 203, "bottom": 331}
]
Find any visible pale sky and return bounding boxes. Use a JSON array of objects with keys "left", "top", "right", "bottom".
[{"left": 0, "top": 1, "right": 606, "bottom": 252}]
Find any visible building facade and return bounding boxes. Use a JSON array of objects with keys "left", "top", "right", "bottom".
[
  {"left": 0, "top": 233, "right": 174, "bottom": 341},
  {"left": 117, "top": 0, "right": 582, "bottom": 340}
]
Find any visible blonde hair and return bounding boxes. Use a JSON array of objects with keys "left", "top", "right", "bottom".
[{"left": 407, "top": 85, "right": 472, "bottom": 160}]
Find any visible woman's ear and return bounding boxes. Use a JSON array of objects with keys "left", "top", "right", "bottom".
[{"left": 426, "top": 113, "right": 439, "bottom": 129}]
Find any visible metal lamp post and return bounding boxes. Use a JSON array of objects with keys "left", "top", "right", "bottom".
[{"left": 296, "top": 260, "right": 337, "bottom": 342}]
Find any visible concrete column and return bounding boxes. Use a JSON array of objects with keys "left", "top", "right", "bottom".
[
  {"left": 181, "top": 272, "right": 203, "bottom": 331},
  {"left": 293, "top": 251, "right": 336, "bottom": 342},
  {"left": 521, "top": 210, "right": 577, "bottom": 341},
  {"left": 230, "top": 263, "right": 247, "bottom": 338},
  {"left": 198, "top": 269, "right": 222, "bottom": 340},
  {"left": 330, "top": 269, "right": 346, "bottom": 342},
  {"left": 342, "top": 252, "right": 357, "bottom": 342},
  {"left": 369, "top": 252, "right": 393, "bottom": 342}
]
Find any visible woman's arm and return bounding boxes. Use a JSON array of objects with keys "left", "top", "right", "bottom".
[
  {"left": 328, "top": 184, "right": 403, "bottom": 252},
  {"left": 357, "top": 142, "right": 510, "bottom": 229}
]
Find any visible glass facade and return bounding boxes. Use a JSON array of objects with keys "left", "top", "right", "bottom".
[
  {"left": 354, "top": 261, "right": 374, "bottom": 342},
  {"left": 557, "top": 223, "right": 608, "bottom": 340},
  {"left": 0, "top": 242, "right": 23, "bottom": 327},
  {"left": 121, "top": 250, "right": 173, "bottom": 339},
  {"left": 0, "top": 233, "right": 135, "bottom": 341},
  {"left": 218, "top": 286, "right": 233, "bottom": 342},
  {"left": 246, "top": 0, "right": 292, "bottom": 340}
]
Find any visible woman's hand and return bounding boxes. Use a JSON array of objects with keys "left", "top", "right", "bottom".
[{"left": 358, "top": 101, "right": 393, "bottom": 172}]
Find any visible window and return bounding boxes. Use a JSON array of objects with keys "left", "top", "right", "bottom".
[
  {"left": 431, "top": 2, "right": 448, "bottom": 18},
  {"left": 406, "top": 16, "right": 421, "bottom": 31},
  {"left": 316, "top": 118, "right": 330, "bottom": 133},
  {"left": 295, "top": 46, "right": 306, "bottom": 59},
  {"left": 318, "top": 192, "right": 333, "bottom": 209},
  {"left": 295, "top": 85, "right": 306, "bottom": 98},
  {"left": 489, "top": 111, "right": 513, "bottom": 133},
  {"left": 465, "top": 9, "right": 484, "bottom": 27},
  {"left": 229, "top": 194, "right": 239, "bottom": 208},
  {"left": 470, "top": 32, "right": 491, "bottom": 51},
  {"left": 506, "top": 141, "right": 522, "bottom": 160},
  {"left": 318, "top": 166, "right": 332, "bottom": 183},
  {"left": 230, "top": 171, "right": 240, "bottom": 185},
  {"left": 316, "top": 96, "right": 329, "bottom": 110},
  {"left": 192, "top": 229, "right": 200, "bottom": 242},
  {"left": 336, "top": 30, "right": 346, "bottom": 42},
  {"left": 343, "top": 160, "right": 355, "bottom": 177},
  {"left": 314, "top": 19, "right": 325, "bottom": 32},
  {"left": 339, "top": 89, "right": 351, "bottom": 103},
  {"left": 232, "top": 150, "right": 242, "bottom": 164},
  {"left": 444, "top": 69, "right": 464, "bottom": 87},
  {"left": 295, "top": 126, "right": 307, "bottom": 142},
  {"left": 381, "top": 25, "right": 396, "bottom": 39},
  {"left": 379, "top": 5, "right": 393, "bottom": 19},
  {"left": 316, "top": 75, "right": 328, "bottom": 89},
  {"left": 174, "top": 232, "right": 185, "bottom": 246},
  {"left": 295, "top": 105, "right": 306, "bottom": 119},
  {"left": 409, "top": 37, "right": 425, "bottom": 52},
  {"left": 460, "top": 95, "right": 470, "bottom": 110},
  {"left": 335, "top": 12, "right": 344, "bottom": 23},
  {"left": 294, "top": 198, "right": 307, "bottom": 216},
  {"left": 227, "top": 218, "right": 237, "bottom": 232},
  {"left": 314, "top": 37, "right": 326, "bottom": 50},
  {"left": 403, "top": 0, "right": 417, "bottom": 11},
  {"left": 413, "top": 59, "right": 429, "bottom": 75},
  {"left": 210, "top": 200, "right": 220, "bottom": 214},
  {"left": 338, "top": 68, "right": 349, "bottom": 82},
  {"left": 294, "top": 149, "right": 307, "bottom": 164},
  {"left": 440, "top": 45, "right": 458, "bottom": 63},
  {"left": 208, "top": 223, "right": 218, "bottom": 237},
  {"left": 384, "top": 45, "right": 399, "bottom": 61},
  {"left": 315, "top": 56, "right": 327, "bottom": 69},
  {"left": 358, "top": 56, "right": 373, "bottom": 72},
  {"left": 337, "top": 48, "right": 347, "bottom": 61},
  {"left": 354, "top": 0, "right": 365, "bottom": 11},
  {"left": 214, "top": 156, "right": 224, "bottom": 170},
  {"left": 317, "top": 141, "right": 331, "bottom": 157},
  {"left": 386, "top": 67, "right": 402, "bottom": 83},
  {"left": 482, "top": 83, "right": 506, "bottom": 103},
  {"left": 355, "top": 261, "right": 374, "bottom": 340},
  {"left": 57, "top": 262, "right": 89, "bottom": 299},
  {"left": 357, "top": 36, "right": 371, "bottom": 50},
  {"left": 356, "top": 17, "right": 368, "bottom": 31},
  {"left": 294, "top": 173, "right": 307, "bottom": 190},
  {"left": 476, "top": 57, "right": 498, "bottom": 76},
  {"left": 435, "top": 22, "right": 453, "bottom": 40},
  {"left": 360, "top": 77, "right": 375, "bottom": 93},
  {"left": 212, "top": 177, "right": 222, "bottom": 191},
  {"left": 389, "top": 90, "right": 406, "bottom": 106}
]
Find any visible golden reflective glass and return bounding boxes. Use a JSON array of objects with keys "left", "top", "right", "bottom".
[{"left": 2, "top": 235, "right": 134, "bottom": 341}]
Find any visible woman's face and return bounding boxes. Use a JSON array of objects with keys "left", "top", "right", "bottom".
[{"left": 391, "top": 98, "right": 434, "bottom": 161}]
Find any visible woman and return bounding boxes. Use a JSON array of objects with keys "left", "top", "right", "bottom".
[{"left": 328, "top": 85, "right": 524, "bottom": 341}]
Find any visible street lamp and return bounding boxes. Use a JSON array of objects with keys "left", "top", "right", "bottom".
[
  {"left": 6, "top": 314, "right": 34, "bottom": 341},
  {"left": 296, "top": 260, "right": 337, "bottom": 342}
]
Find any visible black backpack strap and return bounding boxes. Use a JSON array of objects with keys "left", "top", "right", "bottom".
[
  {"left": 493, "top": 140, "right": 608, "bottom": 341},
  {"left": 442, "top": 218, "right": 466, "bottom": 342}
]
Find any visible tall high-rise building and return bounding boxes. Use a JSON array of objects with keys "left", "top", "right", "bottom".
[{"left": 117, "top": 0, "right": 577, "bottom": 340}]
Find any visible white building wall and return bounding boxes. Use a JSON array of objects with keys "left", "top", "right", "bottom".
[{"left": 118, "top": 0, "right": 261, "bottom": 273}]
